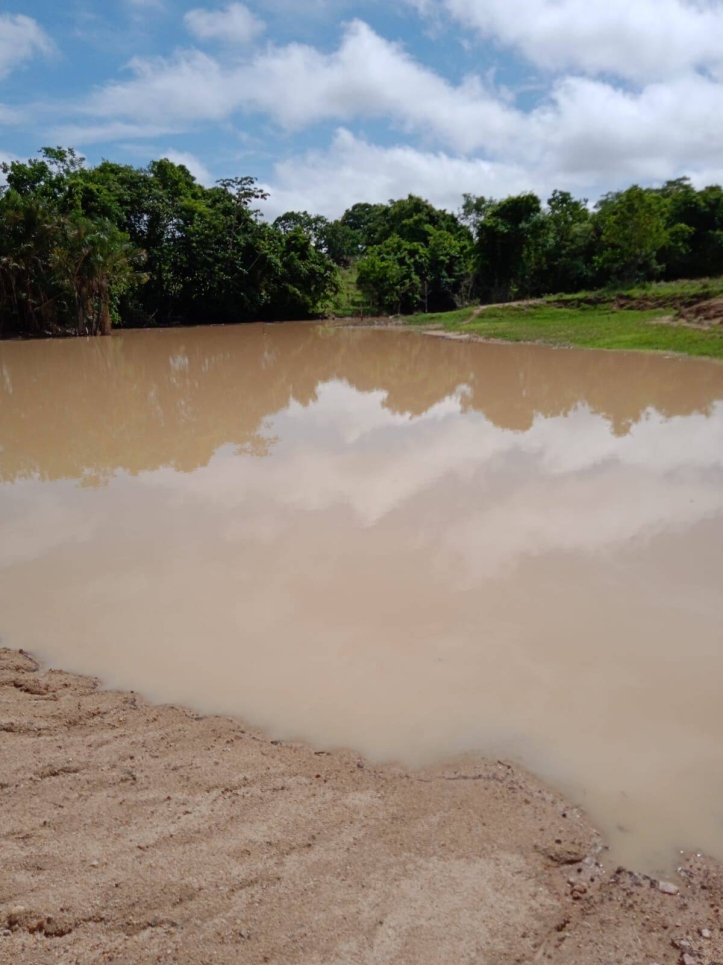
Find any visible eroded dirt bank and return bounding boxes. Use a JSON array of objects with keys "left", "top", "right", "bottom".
[{"left": 1, "top": 648, "right": 722, "bottom": 965}]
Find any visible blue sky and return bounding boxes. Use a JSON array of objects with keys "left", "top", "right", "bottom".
[{"left": 2, "top": 0, "right": 723, "bottom": 217}]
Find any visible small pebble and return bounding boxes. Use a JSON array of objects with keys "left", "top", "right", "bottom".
[
  {"left": 680, "top": 955, "right": 697, "bottom": 965},
  {"left": 700, "top": 928, "right": 711, "bottom": 938},
  {"left": 90, "top": 860, "right": 99, "bottom": 868},
  {"left": 658, "top": 880, "right": 679, "bottom": 895}
]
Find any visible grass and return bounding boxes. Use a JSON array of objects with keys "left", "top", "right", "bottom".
[
  {"left": 404, "top": 306, "right": 479, "bottom": 326},
  {"left": 552, "top": 276, "right": 723, "bottom": 306},
  {"left": 323, "top": 265, "right": 374, "bottom": 318},
  {"left": 460, "top": 305, "right": 723, "bottom": 358},
  {"left": 402, "top": 282, "right": 723, "bottom": 359}
]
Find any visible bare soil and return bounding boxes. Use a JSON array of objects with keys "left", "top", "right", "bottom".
[
  {"left": 2, "top": 647, "right": 723, "bottom": 965},
  {"left": 678, "top": 297, "right": 723, "bottom": 327}
]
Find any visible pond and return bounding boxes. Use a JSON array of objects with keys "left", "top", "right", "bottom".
[{"left": 1, "top": 323, "right": 723, "bottom": 871}]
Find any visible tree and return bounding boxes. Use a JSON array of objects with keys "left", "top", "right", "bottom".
[
  {"left": 318, "top": 220, "right": 359, "bottom": 266},
  {"left": 6, "top": 144, "right": 723, "bottom": 336},
  {"left": 0, "top": 149, "right": 339, "bottom": 335},
  {"left": 265, "top": 227, "right": 341, "bottom": 319},
  {"left": 2, "top": 147, "right": 85, "bottom": 206},
  {"left": 52, "top": 215, "right": 144, "bottom": 335},
  {"left": 0, "top": 190, "right": 145, "bottom": 337},
  {"left": 537, "top": 191, "right": 596, "bottom": 294},
  {"left": 0, "top": 193, "right": 62, "bottom": 335},
  {"left": 460, "top": 194, "right": 492, "bottom": 234},
  {"left": 273, "top": 211, "right": 328, "bottom": 243},
  {"left": 471, "top": 193, "right": 544, "bottom": 302},
  {"left": 273, "top": 211, "right": 358, "bottom": 266},
  {"left": 595, "top": 186, "right": 690, "bottom": 285},
  {"left": 343, "top": 196, "right": 473, "bottom": 313},
  {"left": 357, "top": 237, "right": 429, "bottom": 314},
  {"left": 423, "top": 227, "right": 474, "bottom": 311},
  {"left": 339, "top": 202, "right": 387, "bottom": 250},
  {"left": 656, "top": 179, "right": 723, "bottom": 280}
]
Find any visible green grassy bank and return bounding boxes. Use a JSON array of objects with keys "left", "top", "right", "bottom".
[
  {"left": 403, "top": 280, "right": 723, "bottom": 359},
  {"left": 323, "top": 266, "right": 375, "bottom": 318}
]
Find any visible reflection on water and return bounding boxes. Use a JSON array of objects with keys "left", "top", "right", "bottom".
[{"left": 1, "top": 323, "right": 723, "bottom": 871}]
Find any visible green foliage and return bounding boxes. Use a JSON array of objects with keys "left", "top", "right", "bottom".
[
  {"left": 357, "top": 237, "right": 427, "bottom": 314},
  {"left": 405, "top": 306, "right": 478, "bottom": 326},
  {"left": 339, "top": 202, "right": 388, "bottom": 250},
  {"left": 0, "top": 149, "right": 340, "bottom": 337},
  {"left": 350, "top": 196, "right": 474, "bottom": 315},
  {"left": 657, "top": 178, "right": 723, "bottom": 279},
  {"left": 551, "top": 275, "right": 723, "bottom": 306},
  {"left": 458, "top": 181, "right": 723, "bottom": 306},
  {"left": 52, "top": 213, "right": 144, "bottom": 335},
  {"left": 405, "top": 288, "right": 723, "bottom": 359},
  {"left": 594, "top": 186, "right": 685, "bottom": 284},
  {"left": 0, "top": 188, "right": 144, "bottom": 337},
  {"left": 5, "top": 147, "right": 723, "bottom": 336},
  {"left": 467, "top": 192, "right": 545, "bottom": 302},
  {"left": 273, "top": 210, "right": 358, "bottom": 266},
  {"left": 323, "top": 265, "right": 374, "bottom": 317},
  {"left": 538, "top": 190, "right": 596, "bottom": 294}
]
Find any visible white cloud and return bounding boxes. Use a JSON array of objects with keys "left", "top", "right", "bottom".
[
  {"left": 434, "top": 0, "right": 723, "bottom": 83},
  {"left": 162, "top": 148, "right": 213, "bottom": 185},
  {"left": 85, "top": 21, "right": 518, "bottom": 153},
  {"left": 51, "top": 121, "right": 181, "bottom": 145},
  {"left": 529, "top": 73, "right": 723, "bottom": 182},
  {"left": 63, "top": 16, "right": 723, "bottom": 210},
  {"left": 185, "top": 3, "right": 266, "bottom": 44},
  {"left": 257, "top": 74, "right": 723, "bottom": 216},
  {"left": 234, "top": 19, "right": 518, "bottom": 146},
  {"left": 259, "top": 128, "right": 536, "bottom": 219},
  {"left": 86, "top": 49, "right": 237, "bottom": 125},
  {"left": 0, "top": 13, "right": 53, "bottom": 79}
]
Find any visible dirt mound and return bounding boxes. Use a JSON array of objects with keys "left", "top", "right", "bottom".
[{"left": 678, "top": 297, "right": 723, "bottom": 327}]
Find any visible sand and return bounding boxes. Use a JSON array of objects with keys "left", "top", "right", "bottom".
[{"left": 1, "top": 647, "right": 722, "bottom": 965}]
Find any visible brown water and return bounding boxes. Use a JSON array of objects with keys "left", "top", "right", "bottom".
[{"left": 1, "top": 324, "right": 723, "bottom": 871}]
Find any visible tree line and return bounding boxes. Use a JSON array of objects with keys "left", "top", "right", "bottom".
[
  {"left": 2, "top": 147, "right": 723, "bottom": 336},
  {"left": 0, "top": 148, "right": 337, "bottom": 337},
  {"left": 345, "top": 183, "right": 723, "bottom": 314}
]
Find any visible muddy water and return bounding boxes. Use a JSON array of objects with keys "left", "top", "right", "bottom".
[{"left": 1, "top": 324, "right": 723, "bottom": 871}]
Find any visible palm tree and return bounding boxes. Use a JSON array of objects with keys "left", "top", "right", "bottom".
[{"left": 52, "top": 215, "right": 144, "bottom": 335}]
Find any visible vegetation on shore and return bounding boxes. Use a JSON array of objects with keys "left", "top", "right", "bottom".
[
  {"left": 0, "top": 148, "right": 338, "bottom": 337},
  {"left": 405, "top": 280, "right": 723, "bottom": 358},
  {"left": 2, "top": 146, "right": 723, "bottom": 340},
  {"left": 335, "top": 181, "right": 723, "bottom": 318}
]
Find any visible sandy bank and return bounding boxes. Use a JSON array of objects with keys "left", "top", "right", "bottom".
[{"left": 1, "top": 647, "right": 722, "bottom": 965}]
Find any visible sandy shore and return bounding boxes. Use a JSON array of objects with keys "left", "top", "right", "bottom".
[{"left": 1, "top": 648, "right": 722, "bottom": 965}]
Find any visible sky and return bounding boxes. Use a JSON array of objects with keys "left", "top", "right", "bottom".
[{"left": 1, "top": 0, "right": 723, "bottom": 218}]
